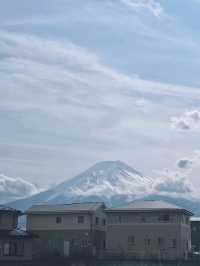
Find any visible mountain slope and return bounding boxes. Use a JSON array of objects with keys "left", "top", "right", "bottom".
[
  {"left": 9, "top": 160, "right": 200, "bottom": 215},
  {"left": 10, "top": 161, "right": 153, "bottom": 210}
]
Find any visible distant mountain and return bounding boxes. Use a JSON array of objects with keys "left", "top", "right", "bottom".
[
  {"left": 0, "top": 174, "right": 39, "bottom": 204},
  {"left": 9, "top": 161, "right": 153, "bottom": 209},
  {"left": 8, "top": 161, "right": 200, "bottom": 215}
]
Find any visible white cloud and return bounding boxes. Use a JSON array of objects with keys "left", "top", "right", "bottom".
[
  {"left": 120, "top": 0, "right": 163, "bottom": 17},
  {"left": 153, "top": 169, "right": 195, "bottom": 198},
  {"left": 171, "top": 110, "right": 200, "bottom": 131},
  {"left": 0, "top": 174, "right": 40, "bottom": 204}
]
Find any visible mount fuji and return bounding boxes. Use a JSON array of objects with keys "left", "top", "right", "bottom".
[{"left": 8, "top": 161, "right": 200, "bottom": 215}]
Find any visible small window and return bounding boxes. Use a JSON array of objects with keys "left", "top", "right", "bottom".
[
  {"left": 145, "top": 238, "right": 151, "bottom": 247},
  {"left": 118, "top": 216, "right": 122, "bottom": 223},
  {"left": 158, "top": 214, "right": 170, "bottom": 222},
  {"left": 158, "top": 237, "right": 164, "bottom": 247},
  {"left": 77, "top": 216, "right": 84, "bottom": 224},
  {"left": 102, "top": 219, "right": 106, "bottom": 226},
  {"left": 141, "top": 216, "right": 146, "bottom": 222},
  {"left": 192, "top": 226, "right": 197, "bottom": 232},
  {"left": 103, "top": 240, "right": 106, "bottom": 249},
  {"left": 3, "top": 243, "right": 10, "bottom": 256},
  {"left": 172, "top": 239, "right": 177, "bottom": 248},
  {"left": 56, "top": 216, "right": 62, "bottom": 224},
  {"left": 95, "top": 217, "right": 99, "bottom": 225},
  {"left": 128, "top": 236, "right": 135, "bottom": 245}
]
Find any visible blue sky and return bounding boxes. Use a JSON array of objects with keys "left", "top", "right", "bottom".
[{"left": 1, "top": 0, "right": 200, "bottom": 190}]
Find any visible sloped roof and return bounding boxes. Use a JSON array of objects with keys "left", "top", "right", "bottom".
[
  {"left": 0, "top": 205, "right": 22, "bottom": 215},
  {"left": 26, "top": 202, "right": 105, "bottom": 214},
  {"left": 106, "top": 200, "right": 193, "bottom": 216}
]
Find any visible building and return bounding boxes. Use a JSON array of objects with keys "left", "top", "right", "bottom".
[
  {"left": 26, "top": 202, "right": 106, "bottom": 257},
  {"left": 0, "top": 205, "right": 36, "bottom": 261},
  {"left": 105, "top": 200, "right": 193, "bottom": 260},
  {"left": 190, "top": 217, "right": 200, "bottom": 253}
]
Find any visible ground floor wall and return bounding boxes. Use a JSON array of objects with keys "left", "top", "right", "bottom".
[
  {"left": 106, "top": 224, "right": 186, "bottom": 260},
  {"left": 0, "top": 239, "right": 33, "bottom": 261},
  {"left": 29, "top": 229, "right": 105, "bottom": 257}
]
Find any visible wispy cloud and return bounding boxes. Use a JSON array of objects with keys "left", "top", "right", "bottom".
[
  {"left": 120, "top": 0, "right": 163, "bottom": 17},
  {"left": 1, "top": 30, "right": 200, "bottom": 187}
]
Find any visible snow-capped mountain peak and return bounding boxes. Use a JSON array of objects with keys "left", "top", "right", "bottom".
[
  {"left": 47, "top": 160, "right": 153, "bottom": 202},
  {"left": 8, "top": 161, "right": 200, "bottom": 216}
]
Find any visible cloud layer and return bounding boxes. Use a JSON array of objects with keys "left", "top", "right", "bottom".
[
  {"left": 0, "top": 174, "right": 39, "bottom": 204},
  {"left": 120, "top": 0, "right": 163, "bottom": 17}
]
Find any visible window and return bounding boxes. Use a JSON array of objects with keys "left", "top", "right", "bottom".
[
  {"left": 3, "top": 243, "right": 10, "bottom": 256},
  {"left": 192, "top": 225, "right": 197, "bottom": 232},
  {"left": 77, "top": 216, "right": 84, "bottom": 224},
  {"left": 128, "top": 236, "right": 135, "bottom": 246},
  {"left": 95, "top": 217, "right": 99, "bottom": 225},
  {"left": 56, "top": 216, "right": 62, "bottom": 224},
  {"left": 171, "top": 239, "right": 177, "bottom": 248},
  {"left": 118, "top": 216, "right": 122, "bottom": 223},
  {"left": 158, "top": 214, "right": 170, "bottom": 222},
  {"left": 102, "top": 219, "right": 106, "bottom": 226},
  {"left": 103, "top": 240, "right": 106, "bottom": 249},
  {"left": 145, "top": 238, "right": 151, "bottom": 247},
  {"left": 158, "top": 237, "right": 164, "bottom": 247},
  {"left": 141, "top": 216, "right": 146, "bottom": 222},
  {"left": 81, "top": 239, "right": 89, "bottom": 247}
]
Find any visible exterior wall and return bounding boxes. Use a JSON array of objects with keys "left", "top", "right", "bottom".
[
  {"left": 30, "top": 229, "right": 95, "bottom": 256},
  {"left": 0, "top": 212, "right": 18, "bottom": 230},
  {"left": 0, "top": 239, "right": 33, "bottom": 261},
  {"left": 27, "top": 207, "right": 106, "bottom": 257},
  {"left": 27, "top": 213, "right": 92, "bottom": 231},
  {"left": 106, "top": 211, "right": 191, "bottom": 260},
  {"left": 191, "top": 221, "right": 200, "bottom": 252}
]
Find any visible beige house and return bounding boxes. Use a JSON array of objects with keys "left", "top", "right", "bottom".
[
  {"left": 0, "top": 205, "right": 36, "bottom": 261},
  {"left": 26, "top": 202, "right": 106, "bottom": 257},
  {"left": 105, "top": 200, "right": 193, "bottom": 260}
]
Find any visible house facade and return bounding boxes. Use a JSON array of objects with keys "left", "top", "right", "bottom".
[
  {"left": 26, "top": 202, "right": 106, "bottom": 257},
  {"left": 190, "top": 217, "right": 200, "bottom": 252},
  {"left": 106, "top": 200, "right": 193, "bottom": 260},
  {"left": 0, "top": 205, "right": 35, "bottom": 261}
]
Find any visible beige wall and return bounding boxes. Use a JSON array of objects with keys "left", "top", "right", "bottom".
[
  {"left": 27, "top": 207, "right": 106, "bottom": 232},
  {"left": 0, "top": 212, "right": 18, "bottom": 230},
  {"left": 106, "top": 211, "right": 191, "bottom": 260},
  {"left": 26, "top": 206, "right": 106, "bottom": 256},
  {"left": 27, "top": 213, "right": 92, "bottom": 230}
]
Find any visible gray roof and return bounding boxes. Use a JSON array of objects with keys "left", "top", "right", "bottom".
[
  {"left": 0, "top": 205, "right": 22, "bottom": 214},
  {"left": 106, "top": 200, "right": 193, "bottom": 216},
  {"left": 26, "top": 202, "right": 105, "bottom": 214}
]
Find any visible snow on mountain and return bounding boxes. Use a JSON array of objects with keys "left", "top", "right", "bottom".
[
  {"left": 49, "top": 160, "right": 153, "bottom": 202},
  {"left": 0, "top": 174, "right": 40, "bottom": 204},
  {"left": 8, "top": 160, "right": 200, "bottom": 215}
]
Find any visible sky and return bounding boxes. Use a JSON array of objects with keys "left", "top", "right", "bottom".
[{"left": 1, "top": 0, "right": 200, "bottom": 191}]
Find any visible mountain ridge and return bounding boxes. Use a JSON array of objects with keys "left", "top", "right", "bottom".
[{"left": 7, "top": 160, "right": 200, "bottom": 215}]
